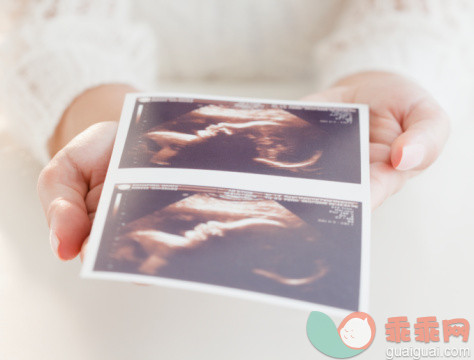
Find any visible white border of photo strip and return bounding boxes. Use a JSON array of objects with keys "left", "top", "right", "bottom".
[{"left": 81, "top": 93, "right": 371, "bottom": 319}]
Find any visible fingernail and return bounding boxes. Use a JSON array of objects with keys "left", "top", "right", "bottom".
[
  {"left": 49, "top": 228, "right": 60, "bottom": 258},
  {"left": 396, "top": 144, "right": 425, "bottom": 171}
]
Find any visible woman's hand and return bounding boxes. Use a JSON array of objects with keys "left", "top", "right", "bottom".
[
  {"left": 302, "top": 71, "right": 450, "bottom": 209},
  {"left": 38, "top": 122, "right": 118, "bottom": 260},
  {"left": 38, "top": 72, "right": 450, "bottom": 260},
  {"left": 38, "top": 84, "right": 135, "bottom": 260}
]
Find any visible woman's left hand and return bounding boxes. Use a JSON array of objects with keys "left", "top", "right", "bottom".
[{"left": 303, "top": 71, "right": 450, "bottom": 209}]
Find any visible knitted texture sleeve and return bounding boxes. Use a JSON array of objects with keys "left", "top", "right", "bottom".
[
  {"left": 1, "top": 0, "right": 473, "bottom": 163},
  {"left": 0, "top": 0, "right": 156, "bottom": 163},
  {"left": 313, "top": 0, "right": 474, "bottom": 112}
]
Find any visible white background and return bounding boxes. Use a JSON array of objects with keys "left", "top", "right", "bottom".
[{"left": 1, "top": 80, "right": 473, "bottom": 359}]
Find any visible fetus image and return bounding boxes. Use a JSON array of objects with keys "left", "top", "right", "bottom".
[
  {"left": 112, "top": 193, "right": 327, "bottom": 283},
  {"left": 127, "top": 104, "right": 325, "bottom": 177},
  {"left": 96, "top": 186, "right": 363, "bottom": 309}
]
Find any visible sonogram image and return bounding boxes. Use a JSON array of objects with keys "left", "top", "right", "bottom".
[
  {"left": 119, "top": 99, "right": 361, "bottom": 183},
  {"left": 94, "top": 185, "right": 362, "bottom": 310}
]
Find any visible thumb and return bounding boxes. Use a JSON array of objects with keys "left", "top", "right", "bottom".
[
  {"left": 391, "top": 99, "right": 450, "bottom": 171},
  {"left": 37, "top": 122, "right": 117, "bottom": 260}
]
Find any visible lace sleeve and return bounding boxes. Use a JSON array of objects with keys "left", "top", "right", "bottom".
[
  {"left": 313, "top": 0, "right": 474, "bottom": 111},
  {"left": 0, "top": 0, "right": 157, "bottom": 163}
]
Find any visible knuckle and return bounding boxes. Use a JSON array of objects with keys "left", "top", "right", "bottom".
[{"left": 37, "top": 160, "right": 61, "bottom": 190}]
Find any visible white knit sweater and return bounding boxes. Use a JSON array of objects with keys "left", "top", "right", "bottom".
[{"left": 1, "top": 0, "right": 473, "bottom": 163}]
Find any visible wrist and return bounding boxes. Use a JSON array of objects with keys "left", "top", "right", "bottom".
[{"left": 48, "top": 84, "right": 138, "bottom": 157}]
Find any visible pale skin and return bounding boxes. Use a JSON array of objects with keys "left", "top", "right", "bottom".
[{"left": 37, "top": 72, "right": 450, "bottom": 260}]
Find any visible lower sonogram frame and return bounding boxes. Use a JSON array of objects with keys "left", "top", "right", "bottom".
[
  {"left": 93, "top": 184, "right": 363, "bottom": 311},
  {"left": 119, "top": 98, "right": 361, "bottom": 184}
]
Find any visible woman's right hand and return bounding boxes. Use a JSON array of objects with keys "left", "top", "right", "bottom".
[
  {"left": 37, "top": 121, "right": 117, "bottom": 260},
  {"left": 37, "top": 84, "right": 136, "bottom": 260}
]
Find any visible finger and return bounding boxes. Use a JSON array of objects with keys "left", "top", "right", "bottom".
[
  {"left": 80, "top": 236, "right": 89, "bottom": 262},
  {"left": 369, "top": 111, "right": 402, "bottom": 146},
  {"left": 38, "top": 122, "right": 118, "bottom": 260},
  {"left": 85, "top": 183, "right": 104, "bottom": 221},
  {"left": 370, "top": 143, "right": 391, "bottom": 164},
  {"left": 38, "top": 154, "right": 90, "bottom": 260},
  {"left": 391, "top": 98, "right": 450, "bottom": 171},
  {"left": 80, "top": 203, "right": 99, "bottom": 262},
  {"left": 370, "top": 162, "right": 414, "bottom": 209}
]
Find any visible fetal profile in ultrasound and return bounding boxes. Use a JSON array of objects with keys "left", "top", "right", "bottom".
[
  {"left": 95, "top": 186, "right": 362, "bottom": 310},
  {"left": 120, "top": 100, "right": 361, "bottom": 183}
]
